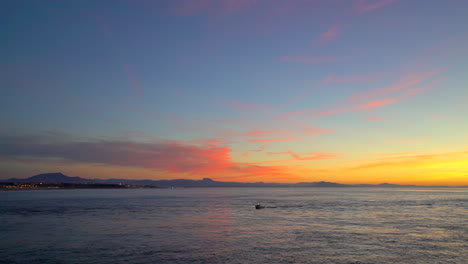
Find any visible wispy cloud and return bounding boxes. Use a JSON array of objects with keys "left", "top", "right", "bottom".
[
  {"left": 302, "top": 127, "right": 335, "bottom": 135},
  {"left": 278, "top": 72, "right": 386, "bottom": 109},
  {"left": 390, "top": 137, "right": 430, "bottom": 145},
  {"left": 221, "top": 129, "right": 299, "bottom": 144},
  {"left": 243, "top": 129, "right": 288, "bottom": 138},
  {"left": 310, "top": 0, "right": 399, "bottom": 46},
  {"left": 280, "top": 69, "right": 444, "bottom": 120},
  {"left": 365, "top": 149, "right": 441, "bottom": 157},
  {"left": 123, "top": 64, "right": 143, "bottom": 95},
  {"left": 314, "top": 25, "right": 341, "bottom": 45},
  {"left": 279, "top": 56, "right": 350, "bottom": 63},
  {"left": 241, "top": 145, "right": 267, "bottom": 157},
  {"left": 172, "top": 0, "right": 213, "bottom": 15},
  {"left": 354, "top": 0, "right": 399, "bottom": 14},
  {"left": 352, "top": 150, "right": 468, "bottom": 170},
  {"left": 93, "top": 12, "right": 143, "bottom": 96},
  {"left": 347, "top": 69, "right": 443, "bottom": 103},
  {"left": 363, "top": 115, "right": 384, "bottom": 122},
  {"left": 171, "top": 0, "right": 258, "bottom": 16},
  {"left": 305, "top": 92, "right": 415, "bottom": 119},
  {"left": 331, "top": 72, "right": 387, "bottom": 83},
  {"left": 248, "top": 137, "right": 298, "bottom": 143},
  {"left": 225, "top": 100, "right": 275, "bottom": 113},
  {"left": 268, "top": 150, "right": 340, "bottom": 161}
]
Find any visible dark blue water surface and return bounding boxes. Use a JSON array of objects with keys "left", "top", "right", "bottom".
[{"left": 1, "top": 188, "right": 467, "bottom": 264}]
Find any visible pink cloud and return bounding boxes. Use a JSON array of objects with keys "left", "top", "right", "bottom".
[
  {"left": 232, "top": 129, "right": 299, "bottom": 143},
  {"left": 225, "top": 100, "right": 275, "bottom": 113},
  {"left": 305, "top": 96, "right": 403, "bottom": 118},
  {"left": 171, "top": 0, "right": 213, "bottom": 15},
  {"left": 121, "top": 130, "right": 146, "bottom": 137},
  {"left": 252, "top": 145, "right": 267, "bottom": 152},
  {"left": 366, "top": 149, "right": 439, "bottom": 157},
  {"left": 279, "top": 75, "right": 335, "bottom": 109},
  {"left": 268, "top": 150, "right": 340, "bottom": 161},
  {"left": 126, "top": 104, "right": 160, "bottom": 119},
  {"left": 123, "top": 64, "right": 143, "bottom": 95},
  {"left": 241, "top": 145, "right": 267, "bottom": 157},
  {"left": 280, "top": 69, "right": 444, "bottom": 120},
  {"left": 222, "top": 0, "right": 258, "bottom": 14},
  {"left": 171, "top": 0, "right": 258, "bottom": 16},
  {"left": 363, "top": 115, "right": 384, "bottom": 122},
  {"left": 354, "top": 0, "right": 398, "bottom": 14},
  {"left": 93, "top": 12, "right": 143, "bottom": 96},
  {"left": 278, "top": 72, "right": 386, "bottom": 110},
  {"left": 243, "top": 129, "right": 288, "bottom": 138},
  {"left": 307, "top": 107, "right": 351, "bottom": 118},
  {"left": 306, "top": 82, "right": 437, "bottom": 119},
  {"left": 302, "top": 127, "right": 334, "bottom": 135},
  {"left": 331, "top": 72, "right": 387, "bottom": 83},
  {"left": 347, "top": 69, "right": 443, "bottom": 103},
  {"left": 248, "top": 137, "right": 298, "bottom": 143},
  {"left": 390, "top": 138, "right": 429, "bottom": 145},
  {"left": 278, "top": 102, "right": 343, "bottom": 120},
  {"left": 356, "top": 98, "right": 397, "bottom": 111},
  {"left": 308, "top": 1, "right": 398, "bottom": 47},
  {"left": 314, "top": 25, "right": 341, "bottom": 45}
]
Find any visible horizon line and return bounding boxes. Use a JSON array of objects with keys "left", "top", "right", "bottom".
[{"left": 2, "top": 172, "right": 467, "bottom": 187}]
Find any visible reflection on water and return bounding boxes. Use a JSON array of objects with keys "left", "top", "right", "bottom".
[{"left": 0, "top": 188, "right": 466, "bottom": 264}]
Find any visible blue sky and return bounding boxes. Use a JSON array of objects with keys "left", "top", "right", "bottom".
[{"left": 1, "top": 0, "right": 468, "bottom": 185}]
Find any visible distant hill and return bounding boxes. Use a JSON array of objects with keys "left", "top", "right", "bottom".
[
  {"left": 295, "top": 181, "right": 348, "bottom": 187},
  {"left": 5, "top": 172, "right": 89, "bottom": 184},
  {"left": 0, "top": 172, "right": 458, "bottom": 188}
]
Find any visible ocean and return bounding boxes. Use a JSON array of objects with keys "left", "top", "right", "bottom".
[{"left": 0, "top": 188, "right": 466, "bottom": 264}]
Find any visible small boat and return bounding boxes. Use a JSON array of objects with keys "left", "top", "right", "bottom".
[{"left": 255, "top": 203, "right": 265, "bottom": 209}]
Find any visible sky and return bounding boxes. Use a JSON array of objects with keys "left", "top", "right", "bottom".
[{"left": 1, "top": 0, "right": 468, "bottom": 186}]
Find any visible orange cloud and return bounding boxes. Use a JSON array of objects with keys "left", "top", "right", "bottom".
[
  {"left": 0, "top": 134, "right": 290, "bottom": 180},
  {"left": 351, "top": 151, "right": 468, "bottom": 171},
  {"left": 366, "top": 149, "right": 441, "bottom": 157},
  {"left": 241, "top": 145, "right": 267, "bottom": 157}
]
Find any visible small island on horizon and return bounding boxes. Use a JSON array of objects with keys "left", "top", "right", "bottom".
[{"left": 1, "top": 172, "right": 466, "bottom": 190}]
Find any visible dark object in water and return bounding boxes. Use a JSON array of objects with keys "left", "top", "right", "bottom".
[{"left": 255, "top": 204, "right": 265, "bottom": 209}]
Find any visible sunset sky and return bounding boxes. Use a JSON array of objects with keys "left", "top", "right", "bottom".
[{"left": 1, "top": 0, "right": 468, "bottom": 185}]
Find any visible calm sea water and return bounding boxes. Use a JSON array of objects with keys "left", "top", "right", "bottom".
[{"left": 0, "top": 188, "right": 466, "bottom": 264}]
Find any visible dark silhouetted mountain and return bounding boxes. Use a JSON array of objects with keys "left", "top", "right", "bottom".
[
  {"left": 1, "top": 172, "right": 456, "bottom": 188},
  {"left": 5, "top": 172, "right": 89, "bottom": 183},
  {"left": 376, "top": 183, "right": 417, "bottom": 188},
  {"left": 296, "top": 181, "right": 348, "bottom": 187}
]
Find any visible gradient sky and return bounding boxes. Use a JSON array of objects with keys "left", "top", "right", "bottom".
[{"left": 1, "top": 0, "right": 468, "bottom": 185}]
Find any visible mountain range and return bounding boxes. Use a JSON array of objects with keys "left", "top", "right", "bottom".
[{"left": 1, "top": 172, "right": 456, "bottom": 188}]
